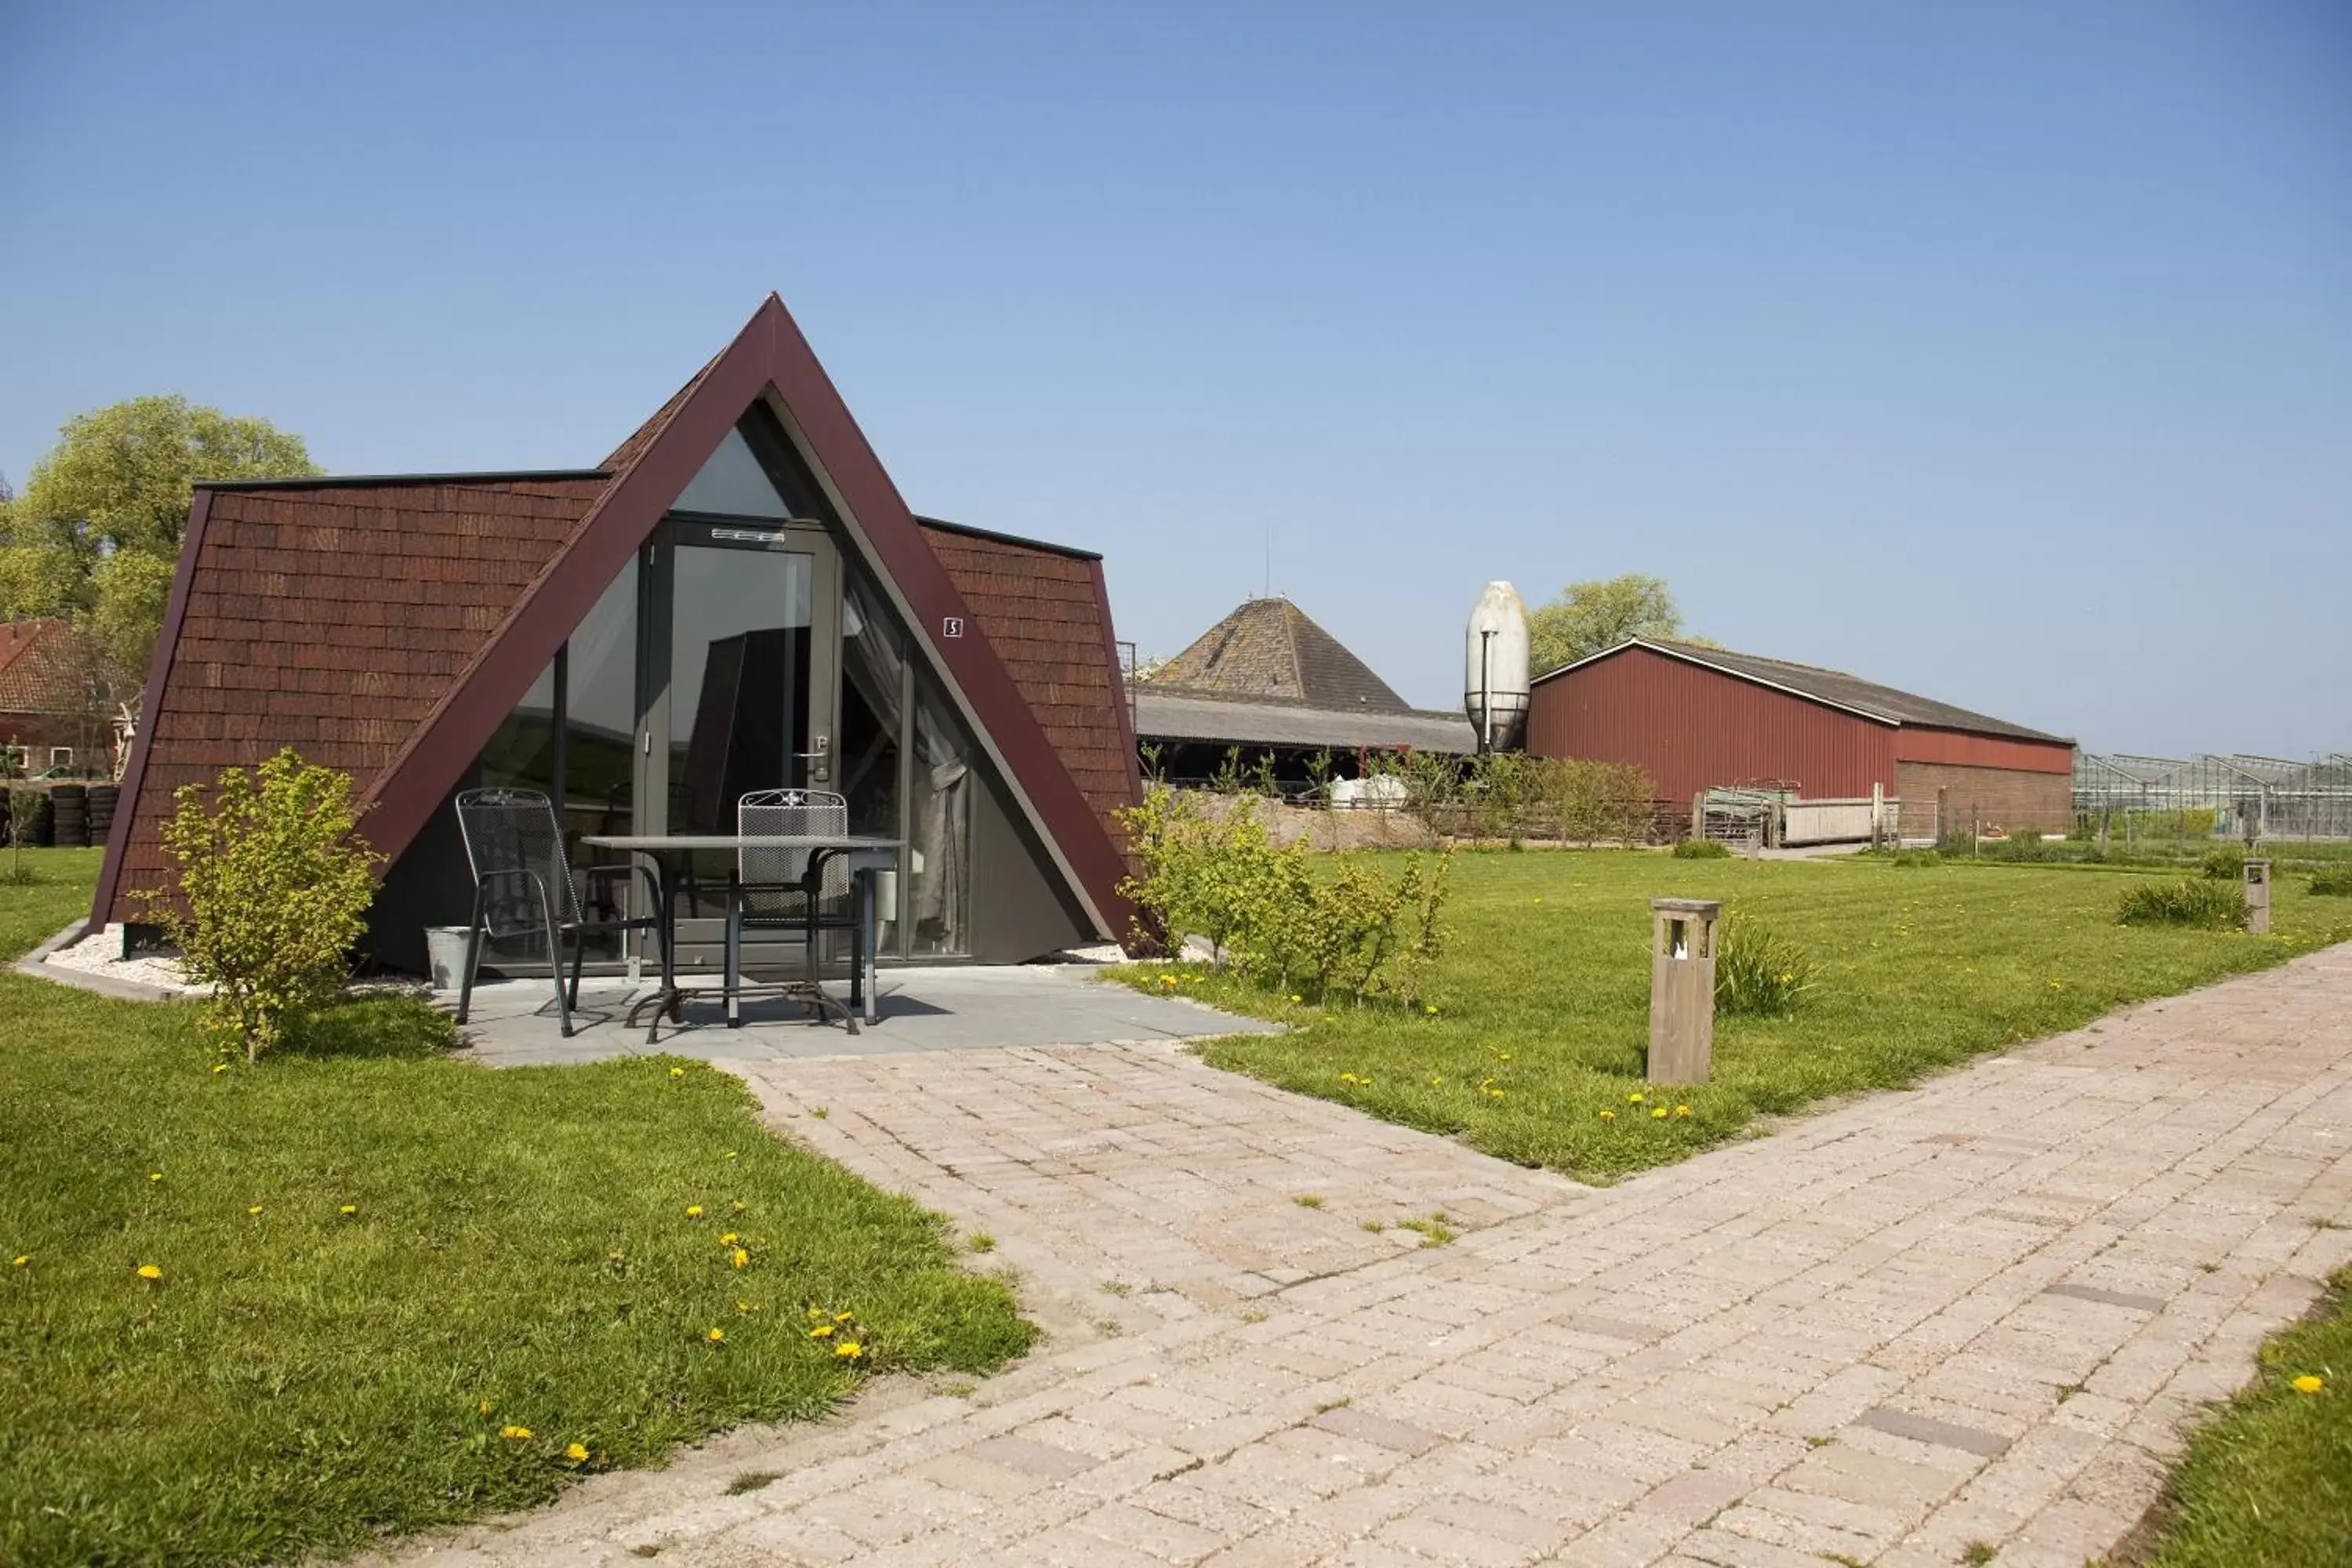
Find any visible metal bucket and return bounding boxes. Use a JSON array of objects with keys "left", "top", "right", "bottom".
[{"left": 424, "top": 927, "right": 475, "bottom": 992}]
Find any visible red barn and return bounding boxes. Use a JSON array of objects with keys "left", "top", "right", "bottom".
[{"left": 1525, "top": 638, "right": 2075, "bottom": 834}]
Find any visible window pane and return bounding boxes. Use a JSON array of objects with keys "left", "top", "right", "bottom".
[
  {"left": 479, "top": 664, "right": 557, "bottom": 796},
  {"left": 668, "top": 545, "right": 814, "bottom": 834},
  {"left": 564, "top": 557, "right": 638, "bottom": 846},
  {"left": 837, "top": 575, "right": 904, "bottom": 837}
]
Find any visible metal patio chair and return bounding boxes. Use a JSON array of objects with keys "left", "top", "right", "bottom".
[
  {"left": 731, "top": 787, "right": 856, "bottom": 996},
  {"left": 452, "top": 787, "right": 666, "bottom": 1037}
]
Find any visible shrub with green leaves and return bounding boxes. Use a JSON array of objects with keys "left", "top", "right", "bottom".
[
  {"left": 1671, "top": 838, "right": 1732, "bottom": 859},
  {"left": 2116, "top": 877, "right": 2249, "bottom": 932},
  {"left": 2307, "top": 866, "right": 2352, "bottom": 898},
  {"left": 1891, "top": 848, "right": 1943, "bottom": 867},
  {"left": 139, "top": 747, "right": 382, "bottom": 1060},
  {"left": 1115, "top": 782, "right": 1452, "bottom": 1004},
  {"left": 1713, "top": 916, "right": 1815, "bottom": 1016}
]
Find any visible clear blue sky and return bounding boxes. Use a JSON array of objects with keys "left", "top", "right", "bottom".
[{"left": 3, "top": 2, "right": 2345, "bottom": 756}]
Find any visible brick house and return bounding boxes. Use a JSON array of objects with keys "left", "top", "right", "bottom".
[
  {"left": 0, "top": 617, "right": 105, "bottom": 775},
  {"left": 92, "top": 295, "right": 1139, "bottom": 969}
]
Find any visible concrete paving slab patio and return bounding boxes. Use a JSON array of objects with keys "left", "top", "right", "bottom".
[
  {"left": 381, "top": 943, "right": 2352, "bottom": 1568},
  {"left": 448, "top": 965, "right": 1283, "bottom": 1066}
]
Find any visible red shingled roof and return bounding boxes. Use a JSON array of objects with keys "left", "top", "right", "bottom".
[{"left": 0, "top": 618, "right": 89, "bottom": 716}]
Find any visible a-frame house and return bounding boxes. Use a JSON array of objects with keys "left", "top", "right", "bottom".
[{"left": 92, "top": 295, "right": 1139, "bottom": 969}]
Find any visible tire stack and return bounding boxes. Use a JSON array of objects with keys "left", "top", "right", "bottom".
[
  {"left": 86, "top": 783, "right": 118, "bottom": 844},
  {"left": 50, "top": 784, "right": 89, "bottom": 848}
]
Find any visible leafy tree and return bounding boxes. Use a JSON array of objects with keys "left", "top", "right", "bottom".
[
  {"left": 0, "top": 396, "right": 318, "bottom": 695},
  {"left": 1526, "top": 573, "right": 1710, "bottom": 675}
]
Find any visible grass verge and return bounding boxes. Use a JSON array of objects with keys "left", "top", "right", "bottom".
[
  {"left": 2137, "top": 1268, "right": 2350, "bottom": 1567},
  {"left": 0, "top": 849, "right": 1033, "bottom": 1567},
  {"left": 1116, "top": 851, "right": 2350, "bottom": 1182}
]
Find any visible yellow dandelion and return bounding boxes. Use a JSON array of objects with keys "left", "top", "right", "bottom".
[
  {"left": 339, "top": 1204, "right": 358, "bottom": 1216},
  {"left": 724, "top": 1150, "right": 738, "bottom": 1160},
  {"left": 1651, "top": 1108, "right": 1668, "bottom": 1120},
  {"left": 735, "top": 1298, "right": 757, "bottom": 1314},
  {"left": 1628, "top": 1093, "right": 1644, "bottom": 1105},
  {"left": 730, "top": 1200, "right": 747, "bottom": 1213},
  {"left": 1675, "top": 1105, "right": 1692, "bottom": 1117},
  {"left": 10, "top": 1255, "right": 27, "bottom": 1268},
  {"left": 684, "top": 1204, "right": 703, "bottom": 1218},
  {"left": 211, "top": 1063, "right": 230, "bottom": 1074},
  {"left": 247, "top": 1205, "right": 263, "bottom": 1215},
  {"left": 835, "top": 1341, "right": 865, "bottom": 1359},
  {"left": 564, "top": 1442, "right": 590, "bottom": 1462},
  {"left": 669, "top": 1066, "right": 684, "bottom": 1079},
  {"left": 1425, "top": 1005, "right": 1439, "bottom": 1015},
  {"left": 809, "top": 1323, "right": 836, "bottom": 1338},
  {"left": 1498, "top": 1053, "right": 1512, "bottom": 1061},
  {"left": 705, "top": 1327, "right": 725, "bottom": 1344},
  {"left": 1599, "top": 1110, "right": 1616, "bottom": 1122},
  {"left": 136, "top": 1264, "right": 163, "bottom": 1281},
  {"left": 1340, "top": 1073, "right": 1359, "bottom": 1084},
  {"left": 1288, "top": 994, "right": 1302, "bottom": 1004},
  {"left": 148, "top": 1172, "right": 162, "bottom": 1183},
  {"left": 2292, "top": 1374, "right": 2325, "bottom": 1394},
  {"left": 720, "top": 1232, "right": 739, "bottom": 1245},
  {"left": 833, "top": 1311, "right": 853, "bottom": 1321},
  {"left": 500, "top": 1424, "right": 532, "bottom": 1441},
  {"left": 731, "top": 1248, "right": 750, "bottom": 1269}
]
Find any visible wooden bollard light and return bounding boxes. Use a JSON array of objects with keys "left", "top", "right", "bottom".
[
  {"left": 1648, "top": 898, "right": 1722, "bottom": 1084},
  {"left": 2244, "top": 857, "right": 2271, "bottom": 935}
]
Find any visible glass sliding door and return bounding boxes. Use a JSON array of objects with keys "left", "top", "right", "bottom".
[{"left": 639, "top": 518, "right": 840, "bottom": 969}]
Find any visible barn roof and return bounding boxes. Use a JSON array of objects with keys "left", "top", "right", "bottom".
[
  {"left": 1535, "top": 637, "right": 2073, "bottom": 746},
  {"left": 1149, "top": 597, "right": 1415, "bottom": 713},
  {"left": 1133, "top": 688, "right": 1476, "bottom": 753},
  {"left": 93, "top": 295, "right": 1135, "bottom": 938}
]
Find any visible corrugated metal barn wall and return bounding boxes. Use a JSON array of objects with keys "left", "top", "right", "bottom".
[{"left": 1524, "top": 645, "right": 1897, "bottom": 801}]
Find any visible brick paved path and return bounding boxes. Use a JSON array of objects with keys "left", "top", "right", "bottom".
[{"left": 390, "top": 946, "right": 2352, "bottom": 1568}]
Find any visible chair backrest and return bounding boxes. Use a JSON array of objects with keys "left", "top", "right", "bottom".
[
  {"left": 738, "top": 788, "right": 848, "bottom": 894},
  {"left": 455, "top": 788, "right": 581, "bottom": 928}
]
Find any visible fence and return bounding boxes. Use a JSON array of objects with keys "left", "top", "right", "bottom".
[{"left": 1696, "top": 787, "right": 1925, "bottom": 849}]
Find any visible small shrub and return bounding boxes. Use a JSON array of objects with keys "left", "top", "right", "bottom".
[
  {"left": 2116, "top": 877, "right": 2249, "bottom": 932},
  {"left": 1714, "top": 916, "right": 1816, "bottom": 1016},
  {"left": 2201, "top": 844, "right": 2248, "bottom": 880},
  {"left": 138, "top": 747, "right": 382, "bottom": 1061},
  {"left": 1115, "top": 782, "right": 1453, "bottom": 1006},
  {"left": 1672, "top": 838, "right": 1732, "bottom": 859},
  {"left": 2310, "top": 867, "right": 2352, "bottom": 898},
  {"left": 1891, "top": 848, "right": 1942, "bottom": 868}
]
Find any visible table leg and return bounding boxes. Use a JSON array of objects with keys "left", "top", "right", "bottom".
[
  {"left": 724, "top": 867, "right": 743, "bottom": 1029},
  {"left": 649, "top": 860, "right": 679, "bottom": 1043}
]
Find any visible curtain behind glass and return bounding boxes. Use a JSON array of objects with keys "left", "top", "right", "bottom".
[{"left": 909, "top": 677, "right": 971, "bottom": 954}]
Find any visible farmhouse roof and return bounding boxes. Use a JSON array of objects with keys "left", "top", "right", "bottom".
[
  {"left": 0, "top": 618, "right": 88, "bottom": 716},
  {"left": 1150, "top": 597, "right": 1415, "bottom": 714}
]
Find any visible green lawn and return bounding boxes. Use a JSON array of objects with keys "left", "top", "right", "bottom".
[
  {"left": 2142, "top": 1268, "right": 2351, "bottom": 1568},
  {"left": 1117, "top": 850, "right": 2352, "bottom": 1181},
  {"left": 0, "top": 849, "right": 1032, "bottom": 1568}
]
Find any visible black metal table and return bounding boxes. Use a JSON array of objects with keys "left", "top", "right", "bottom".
[{"left": 582, "top": 834, "right": 902, "bottom": 1041}]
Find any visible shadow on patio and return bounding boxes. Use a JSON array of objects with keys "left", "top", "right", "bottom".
[{"left": 444, "top": 964, "right": 1283, "bottom": 1066}]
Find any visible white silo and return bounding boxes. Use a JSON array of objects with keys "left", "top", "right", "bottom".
[{"left": 1465, "top": 582, "right": 1531, "bottom": 753}]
